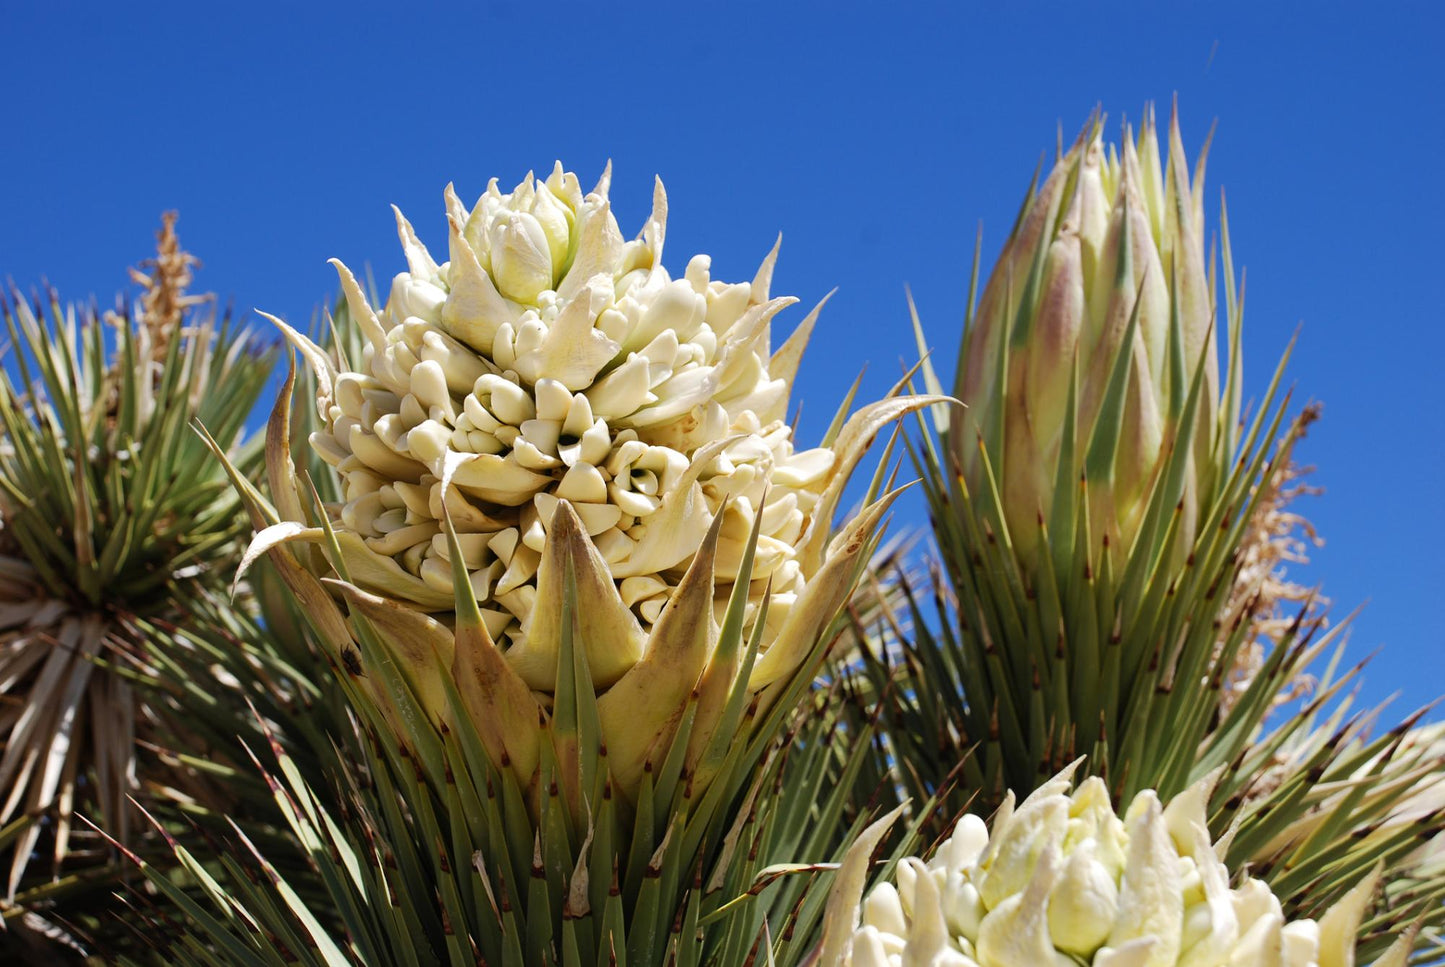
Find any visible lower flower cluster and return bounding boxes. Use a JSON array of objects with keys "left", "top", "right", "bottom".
[{"left": 821, "top": 764, "right": 1405, "bottom": 967}]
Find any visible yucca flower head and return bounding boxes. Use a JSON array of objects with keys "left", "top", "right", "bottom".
[
  {"left": 252, "top": 163, "right": 927, "bottom": 805},
  {"left": 818, "top": 763, "right": 1415, "bottom": 967}
]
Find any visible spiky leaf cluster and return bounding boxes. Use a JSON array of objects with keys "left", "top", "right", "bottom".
[{"left": 0, "top": 216, "right": 277, "bottom": 906}]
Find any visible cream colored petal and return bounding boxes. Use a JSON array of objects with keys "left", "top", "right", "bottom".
[
  {"left": 773, "top": 448, "right": 835, "bottom": 489},
  {"left": 941, "top": 876, "right": 984, "bottom": 944},
  {"left": 1175, "top": 819, "right": 1238, "bottom": 967},
  {"left": 611, "top": 486, "right": 660, "bottom": 518},
  {"left": 554, "top": 463, "right": 608, "bottom": 504},
  {"left": 444, "top": 453, "right": 552, "bottom": 506},
  {"left": 257, "top": 311, "right": 337, "bottom": 422},
  {"left": 979, "top": 794, "right": 1069, "bottom": 910},
  {"left": 532, "top": 377, "right": 572, "bottom": 421},
  {"left": 846, "top": 926, "right": 895, "bottom": 967},
  {"left": 1095, "top": 939, "right": 1164, "bottom": 967},
  {"left": 1048, "top": 838, "right": 1118, "bottom": 956},
  {"left": 311, "top": 430, "right": 351, "bottom": 467},
  {"left": 705, "top": 279, "right": 752, "bottom": 336},
  {"left": 976, "top": 845, "right": 1061, "bottom": 967},
  {"left": 419, "top": 329, "right": 489, "bottom": 394},
  {"left": 639, "top": 175, "right": 667, "bottom": 266},
  {"left": 1231, "top": 878, "right": 1282, "bottom": 935},
  {"left": 235, "top": 521, "right": 324, "bottom": 592},
  {"left": 512, "top": 276, "right": 619, "bottom": 390},
  {"left": 392, "top": 204, "right": 440, "bottom": 281},
  {"left": 1162, "top": 767, "right": 1223, "bottom": 859},
  {"left": 443, "top": 214, "right": 517, "bottom": 352},
  {"left": 797, "top": 395, "right": 951, "bottom": 574},
  {"left": 494, "top": 543, "right": 540, "bottom": 597},
  {"left": 329, "top": 259, "right": 389, "bottom": 353},
  {"left": 561, "top": 392, "right": 596, "bottom": 438},
  {"left": 1107, "top": 793, "right": 1183, "bottom": 967},
  {"left": 586, "top": 354, "right": 653, "bottom": 420},
  {"left": 443, "top": 181, "right": 468, "bottom": 228},
  {"left": 607, "top": 436, "right": 730, "bottom": 580},
  {"left": 817, "top": 802, "right": 909, "bottom": 966},
  {"left": 534, "top": 492, "right": 622, "bottom": 538},
  {"left": 1229, "top": 910, "right": 1285, "bottom": 967},
  {"left": 322, "top": 530, "right": 456, "bottom": 610},
  {"left": 364, "top": 522, "right": 439, "bottom": 557},
  {"left": 1022, "top": 757, "right": 1085, "bottom": 809},
  {"left": 1316, "top": 865, "right": 1380, "bottom": 967},
  {"left": 711, "top": 296, "right": 794, "bottom": 391},
  {"left": 750, "top": 233, "right": 781, "bottom": 306},
  {"left": 620, "top": 278, "right": 706, "bottom": 355},
  {"left": 531, "top": 181, "right": 573, "bottom": 276},
  {"left": 481, "top": 375, "right": 536, "bottom": 425},
  {"left": 558, "top": 196, "right": 623, "bottom": 302},
  {"left": 488, "top": 211, "right": 552, "bottom": 304},
  {"left": 939, "top": 814, "right": 990, "bottom": 873},
  {"left": 627, "top": 367, "right": 717, "bottom": 427},
  {"left": 409, "top": 359, "right": 453, "bottom": 413},
  {"left": 618, "top": 575, "right": 667, "bottom": 608},
  {"left": 574, "top": 418, "right": 612, "bottom": 467},
  {"left": 900, "top": 858, "right": 956, "bottom": 966},
  {"left": 861, "top": 882, "right": 908, "bottom": 939},
  {"left": 426, "top": 481, "right": 509, "bottom": 532},
  {"left": 349, "top": 425, "right": 428, "bottom": 483},
  {"left": 1280, "top": 920, "right": 1320, "bottom": 967}
]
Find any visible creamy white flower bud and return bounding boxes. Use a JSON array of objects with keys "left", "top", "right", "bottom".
[
  {"left": 860, "top": 882, "right": 907, "bottom": 938},
  {"left": 489, "top": 211, "right": 554, "bottom": 304},
  {"left": 388, "top": 273, "right": 447, "bottom": 326},
  {"left": 1049, "top": 838, "right": 1118, "bottom": 955}
]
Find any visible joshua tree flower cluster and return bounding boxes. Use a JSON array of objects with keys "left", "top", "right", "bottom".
[{"left": 820, "top": 764, "right": 1418, "bottom": 966}]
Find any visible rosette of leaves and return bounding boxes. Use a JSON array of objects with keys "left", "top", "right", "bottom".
[{"left": 0, "top": 216, "right": 281, "bottom": 936}]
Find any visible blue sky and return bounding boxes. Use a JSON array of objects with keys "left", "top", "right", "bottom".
[{"left": 3, "top": 2, "right": 1440, "bottom": 715}]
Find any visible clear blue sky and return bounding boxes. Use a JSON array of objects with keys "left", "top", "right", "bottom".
[{"left": 3, "top": 2, "right": 1440, "bottom": 716}]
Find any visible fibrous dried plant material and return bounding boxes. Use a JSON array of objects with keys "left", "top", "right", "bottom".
[
  {"left": 1219, "top": 404, "right": 1324, "bottom": 713},
  {"left": 125, "top": 211, "right": 207, "bottom": 361},
  {"left": 0, "top": 216, "right": 274, "bottom": 903}
]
